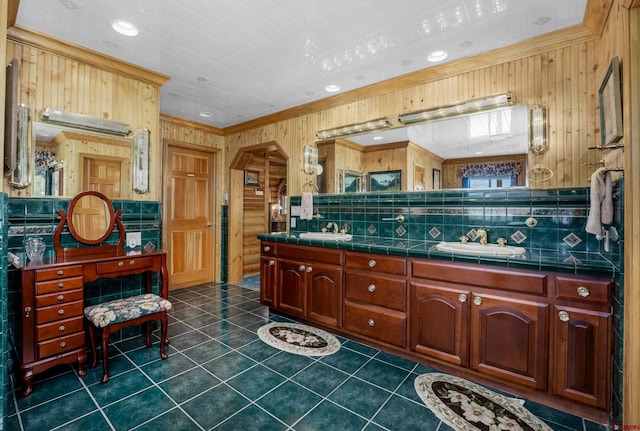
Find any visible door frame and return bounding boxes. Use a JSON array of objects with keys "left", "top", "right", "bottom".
[{"left": 162, "top": 139, "right": 222, "bottom": 286}]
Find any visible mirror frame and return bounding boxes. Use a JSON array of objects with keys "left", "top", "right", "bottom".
[{"left": 66, "top": 190, "right": 115, "bottom": 244}]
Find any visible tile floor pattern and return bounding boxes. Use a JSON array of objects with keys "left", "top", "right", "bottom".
[{"left": 6, "top": 283, "right": 609, "bottom": 431}]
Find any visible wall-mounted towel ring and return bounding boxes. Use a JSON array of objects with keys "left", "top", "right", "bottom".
[{"left": 526, "top": 164, "right": 554, "bottom": 183}]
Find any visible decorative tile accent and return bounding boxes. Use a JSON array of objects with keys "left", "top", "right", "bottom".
[
  {"left": 510, "top": 230, "right": 527, "bottom": 244},
  {"left": 466, "top": 229, "right": 479, "bottom": 241},
  {"left": 562, "top": 232, "right": 582, "bottom": 248},
  {"left": 563, "top": 255, "right": 583, "bottom": 265},
  {"left": 395, "top": 226, "right": 406, "bottom": 237},
  {"left": 368, "top": 224, "right": 377, "bottom": 234},
  {"left": 428, "top": 227, "right": 441, "bottom": 239}
]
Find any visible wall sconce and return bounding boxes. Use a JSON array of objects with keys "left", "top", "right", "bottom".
[
  {"left": 529, "top": 105, "right": 548, "bottom": 155},
  {"left": 133, "top": 128, "right": 150, "bottom": 193},
  {"left": 40, "top": 108, "right": 131, "bottom": 136},
  {"left": 316, "top": 117, "right": 392, "bottom": 140},
  {"left": 303, "top": 145, "right": 318, "bottom": 174},
  {"left": 398, "top": 93, "right": 512, "bottom": 125}
]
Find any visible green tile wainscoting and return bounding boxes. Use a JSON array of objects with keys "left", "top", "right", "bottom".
[
  {"left": 288, "top": 182, "right": 625, "bottom": 424},
  {"left": 1, "top": 193, "right": 8, "bottom": 431}
]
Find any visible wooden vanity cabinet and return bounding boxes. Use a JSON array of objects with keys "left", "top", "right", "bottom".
[{"left": 259, "top": 242, "right": 277, "bottom": 308}]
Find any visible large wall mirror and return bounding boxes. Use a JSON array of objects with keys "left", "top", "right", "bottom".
[
  {"left": 32, "top": 122, "right": 134, "bottom": 198},
  {"left": 316, "top": 104, "right": 529, "bottom": 193}
]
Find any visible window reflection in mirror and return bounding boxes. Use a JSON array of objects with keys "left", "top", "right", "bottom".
[{"left": 318, "top": 105, "right": 529, "bottom": 193}]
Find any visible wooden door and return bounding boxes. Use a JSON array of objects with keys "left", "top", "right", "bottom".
[
  {"left": 277, "top": 258, "right": 306, "bottom": 317},
  {"left": 307, "top": 263, "right": 342, "bottom": 327},
  {"left": 166, "top": 146, "right": 215, "bottom": 289},
  {"left": 82, "top": 157, "right": 122, "bottom": 197}
]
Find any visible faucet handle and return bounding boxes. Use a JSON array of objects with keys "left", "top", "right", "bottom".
[{"left": 497, "top": 238, "right": 507, "bottom": 247}]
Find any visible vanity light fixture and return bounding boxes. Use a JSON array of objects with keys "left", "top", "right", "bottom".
[
  {"left": 40, "top": 108, "right": 131, "bottom": 136},
  {"left": 133, "top": 128, "right": 150, "bottom": 193},
  {"left": 398, "top": 93, "right": 512, "bottom": 125},
  {"left": 316, "top": 117, "right": 392, "bottom": 140},
  {"left": 529, "top": 105, "right": 548, "bottom": 154}
]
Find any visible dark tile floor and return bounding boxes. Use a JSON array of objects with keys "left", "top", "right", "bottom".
[{"left": 6, "top": 283, "right": 608, "bottom": 431}]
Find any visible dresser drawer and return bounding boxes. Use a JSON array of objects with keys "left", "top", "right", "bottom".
[
  {"left": 346, "top": 252, "right": 406, "bottom": 275},
  {"left": 36, "top": 300, "right": 84, "bottom": 324},
  {"left": 35, "top": 288, "right": 83, "bottom": 307},
  {"left": 36, "top": 316, "right": 84, "bottom": 342},
  {"left": 96, "top": 257, "right": 154, "bottom": 274},
  {"left": 35, "top": 265, "right": 83, "bottom": 282},
  {"left": 343, "top": 302, "right": 406, "bottom": 347},
  {"left": 35, "top": 276, "right": 84, "bottom": 295},
  {"left": 555, "top": 275, "right": 611, "bottom": 305},
  {"left": 345, "top": 273, "right": 406, "bottom": 311},
  {"left": 38, "top": 332, "right": 85, "bottom": 358}
]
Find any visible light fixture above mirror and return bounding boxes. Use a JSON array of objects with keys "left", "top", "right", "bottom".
[
  {"left": 316, "top": 117, "right": 392, "bottom": 140},
  {"left": 398, "top": 93, "right": 512, "bottom": 125},
  {"left": 41, "top": 108, "right": 131, "bottom": 136}
]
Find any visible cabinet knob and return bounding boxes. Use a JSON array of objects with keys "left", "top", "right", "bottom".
[
  {"left": 473, "top": 296, "right": 483, "bottom": 306},
  {"left": 458, "top": 293, "right": 468, "bottom": 303},
  {"left": 24, "top": 307, "right": 31, "bottom": 318},
  {"left": 58, "top": 325, "right": 66, "bottom": 332},
  {"left": 577, "top": 286, "right": 590, "bottom": 297},
  {"left": 130, "top": 260, "right": 135, "bottom": 266},
  {"left": 268, "top": 259, "right": 275, "bottom": 266},
  {"left": 118, "top": 261, "right": 124, "bottom": 267},
  {"left": 558, "top": 310, "right": 570, "bottom": 322},
  {"left": 306, "top": 266, "right": 313, "bottom": 272},
  {"left": 57, "top": 282, "right": 64, "bottom": 288},
  {"left": 58, "top": 309, "right": 65, "bottom": 315},
  {"left": 59, "top": 342, "right": 66, "bottom": 348},
  {"left": 368, "top": 260, "right": 376, "bottom": 268},
  {"left": 367, "top": 284, "right": 376, "bottom": 293},
  {"left": 57, "top": 270, "right": 64, "bottom": 276},
  {"left": 57, "top": 295, "right": 64, "bottom": 301},
  {"left": 368, "top": 319, "right": 375, "bottom": 327},
  {"left": 299, "top": 265, "right": 306, "bottom": 272},
  {"left": 263, "top": 246, "right": 271, "bottom": 252}
]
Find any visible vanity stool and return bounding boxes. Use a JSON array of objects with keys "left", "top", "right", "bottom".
[{"left": 84, "top": 293, "right": 172, "bottom": 383}]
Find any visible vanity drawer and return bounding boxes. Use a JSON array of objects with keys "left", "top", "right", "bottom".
[
  {"left": 345, "top": 273, "right": 406, "bottom": 311},
  {"left": 555, "top": 275, "right": 611, "bottom": 305},
  {"left": 36, "top": 300, "right": 84, "bottom": 324},
  {"left": 96, "top": 257, "right": 154, "bottom": 274},
  {"left": 278, "top": 244, "right": 342, "bottom": 265},
  {"left": 35, "top": 288, "right": 83, "bottom": 307},
  {"left": 346, "top": 252, "right": 406, "bottom": 275},
  {"left": 343, "top": 302, "right": 406, "bottom": 347},
  {"left": 35, "top": 276, "right": 84, "bottom": 295},
  {"left": 38, "top": 332, "right": 85, "bottom": 358},
  {"left": 36, "top": 316, "right": 84, "bottom": 342},
  {"left": 36, "top": 265, "right": 83, "bottom": 282}
]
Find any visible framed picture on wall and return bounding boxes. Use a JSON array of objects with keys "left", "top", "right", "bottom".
[
  {"left": 244, "top": 170, "right": 259, "bottom": 186},
  {"left": 432, "top": 168, "right": 441, "bottom": 190},
  {"left": 368, "top": 170, "right": 401, "bottom": 192},
  {"left": 598, "top": 56, "right": 623, "bottom": 147}
]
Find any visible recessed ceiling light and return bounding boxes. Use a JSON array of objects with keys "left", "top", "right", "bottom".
[
  {"left": 325, "top": 84, "right": 341, "bottom": 93},
  {"left": 474, "top": 151, "right": 483, "bottom": 155},
  {"left": 111, "top": 20, "right": 139, "bottom": 37},
  {"left": 427, "top": 50, "right": 449, "bottom": 63},
  {"left": 373, "top": 136, "right": 384, "bottom": 141},
  {"left": 199, "top": 112, "right": 213, "bottom": 118}
]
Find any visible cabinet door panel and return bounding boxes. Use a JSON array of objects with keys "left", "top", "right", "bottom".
[
  {"left": 307, "top": 264, "right": 342, "bottom": 327},
  {"left": 277, "top": 259, "right": 306, "bottom": 316},
  {"left": 260, "top": 256, "right": 277, "bottom": 307},
  {"left": 470, "top": 294, "right": 548, "bottom": 391},
  {"left": 551, "top": 306, "right": 610, "bottom": 409},
  {"left": 410, "top": 282, "right": 470, "bottom": 367}
]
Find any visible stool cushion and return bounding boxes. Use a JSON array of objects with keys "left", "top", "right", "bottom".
[{"left": 84, "top": 294, "right": 172, "bottom": 328}]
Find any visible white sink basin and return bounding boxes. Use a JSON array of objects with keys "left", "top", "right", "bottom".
[
  {"left": 299, "top": 232, "right": 353, "bottom": 241},
  {"left": 435, "top": 241, "right": 526, "bottom": 257}
]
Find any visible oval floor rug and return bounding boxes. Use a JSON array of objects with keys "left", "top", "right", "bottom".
[
  {"left": 257, "top": 322, "right": 340, "bottom": 356},
  {"left": 415, "top": 373, "right": 553, "bottom": 431}
]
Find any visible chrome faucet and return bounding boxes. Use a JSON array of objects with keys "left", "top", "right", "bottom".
[
  {"left": 325, "top": 222, "right": 339, "bottom": 234},
  {"left": 477, "top": 229, "right": 488, "bottom": 245}
]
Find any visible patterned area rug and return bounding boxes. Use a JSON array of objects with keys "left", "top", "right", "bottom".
[
  {"left": 257, "top": 322, "right": 340, "bottom": 356},
  {"left": 415, "top": 373, "right": 553, "bottom": 431}
]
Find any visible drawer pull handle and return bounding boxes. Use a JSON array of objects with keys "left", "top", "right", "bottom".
[
  {"left": 59, "top": 325, "right": 65, "bottom": 332},
  {"left": 57, "top": 295, "right": 64, "bottom": 301},
  {"left": 473, "top": 296, "right": 483, "bottom": 306},
  {"left": 130, "top": 260, "right": 135, "bottom": 266},
  {"left": 59, "top": 342, "right": 66, "bottom": 348},
  {"left": 367, "top": 284, "right": 376, "bottom": 293},
  {"left": 57, "top": 270, "right": 64, "bottom": 276},
  {"left": 299, "top": 265, "right": 306, "bottom": 272},
  {"left": 58, "top": 309, "right": 65, "bottom": 315},
  {"left": 263, "top": 246, "right": 271, "bottom": 252},
  {"left": 368, "top": 260, "right": 376, "bottom": 268},
  {"left": 458, "top": 293, "right": 468, "bottom": 303},
  {"left": 57, "top": 282, "right": 64, "bottom": 288},
  {"left": 558, "top": 311, "right": 570, "bottom": 322},
  {"left": 268, "top": 259, "right": 275, "bottom": 266},
  {"left": 306, "top": 266, "right": 312, "bottom": 272},
  {"left": 368, "top": 319, "right": 375, "bottom": 327},
  {"left": 577, "top": 286, "right": 590, "bottom": 297},
  {"left": 118, "top": 261, "right": 124, "bottom": 267},
  {"left": 24, "top": 307, "right": 31, "bottom": 318}
]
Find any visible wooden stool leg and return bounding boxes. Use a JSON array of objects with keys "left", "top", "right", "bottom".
[
  {"left": 88, "top": 323, "right": 98, "bottom": 369},
  {"left": 160, "top": 312, "right": 168, "bottom": 360},
  {"left": 145, "top": 321, "right": 152, "bottom": 348},
  {"left": 100, "top": 328, "right": 111, "bottom": 384}
]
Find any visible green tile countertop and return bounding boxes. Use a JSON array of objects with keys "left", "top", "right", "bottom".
[{"left": 257, "top": 233, "right": 621, "bottom": 278}]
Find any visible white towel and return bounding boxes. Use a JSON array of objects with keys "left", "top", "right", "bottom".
[
  {"left": 301, "top": 192, "right": 313, "bottom": 220},
  {"left": 585, "top": 167, "right": 613, "bottom": 237}
]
